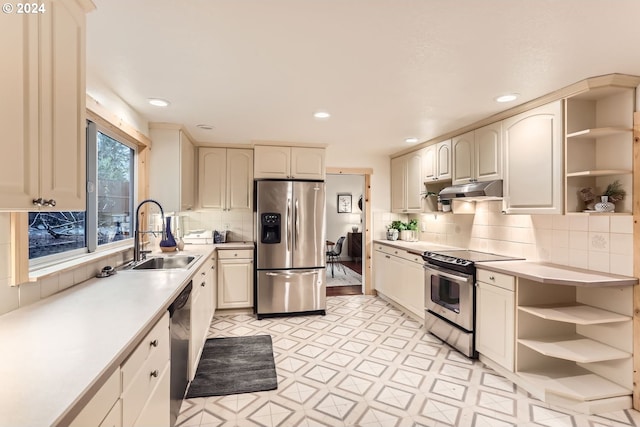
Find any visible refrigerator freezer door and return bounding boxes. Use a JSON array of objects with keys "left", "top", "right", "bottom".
[
  {"left": 292, "top": 181, "right": 326, "bottom": 268},
  {"left": 256, "top": 181, "right": 293, "bottom": 270},
  {"left": 256, "top": 269, "right": 326, "bottom": 316}
]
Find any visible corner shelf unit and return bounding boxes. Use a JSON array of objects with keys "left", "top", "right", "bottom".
[
  {"left": 516, "top": 278, "right": 633, "bottom": 410},
  {"left": 564, "top": 86, "right": 636, "bottom": 214}
]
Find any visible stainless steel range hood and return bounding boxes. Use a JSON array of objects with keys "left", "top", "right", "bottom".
[{"left": 438, "top": 180, "right": 503, "bottom": 201}]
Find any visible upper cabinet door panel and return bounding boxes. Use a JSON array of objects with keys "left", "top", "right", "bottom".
[
  {"left": 39, "top": 0, "right": 86, "bottom": 209},
  {"left": 405, "top": 152, "right": 423, "bottom": 211},
  {"left": 475, "top": 122, "right": 502, "bottom": 182},
  {"left": 199, "top": 148, "right": 226, "bottom": 210},
  {"left": 390, "top": 156, "right": 405, "bottom": 212},
  {"left": 291, "top": 147, "right": 325, "bottom": 180},
  {"left": 436, "top": 139, "right": 452, "bottom": 180},
  {"left": 254, "top": 146, "right": 290, "bottom": 179},
  {"left": 0, "top": 15, "right": 38, "bottom": 208},
  {"left": 452, "top": 131, "right": 475, "bottom": 185},
  {"left": 226, "top": 149, "right": 253, "bottom": 211},
  {"left": 502, "top": 101, "right": 563, "bottom": 214},
  {"left": 422, "top": 145, "right": 436, "bottom": 181}
]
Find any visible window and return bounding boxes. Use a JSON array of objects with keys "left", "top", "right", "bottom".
[{"left": 28, "top": 122, "right": 136, "bottom": 262}]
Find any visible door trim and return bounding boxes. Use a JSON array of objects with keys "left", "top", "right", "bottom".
[{"left": 326, "top": 167, "right": 373, "bottom": 295}]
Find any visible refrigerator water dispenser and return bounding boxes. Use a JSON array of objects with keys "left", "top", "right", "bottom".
[{"left": 260, "top": 213, "right": 281, "bottom": 244}]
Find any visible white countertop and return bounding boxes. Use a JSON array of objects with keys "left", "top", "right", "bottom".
[
  {"left": 477, "top": 260, "right": 638, "bottom": 287},
  {"left": 0, "top": 244, "right": 239, "bottom": 427}
]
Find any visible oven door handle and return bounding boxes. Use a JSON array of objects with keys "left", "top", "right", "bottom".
[{"left": 424, "top": 264, "right": 472, "bottom": 284}]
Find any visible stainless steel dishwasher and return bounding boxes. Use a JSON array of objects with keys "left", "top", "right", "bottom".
[{"left": 168, "top": 281, "right": 192, "bottom": 427}]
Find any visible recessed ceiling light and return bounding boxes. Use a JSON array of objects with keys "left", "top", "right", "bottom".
[
  {"left": 313, "top": 111, "right": 331, "bottom": 119},
  {"left": 196, "top": 124, "right": 215, "bottom": 130},
  {"left": 495, "top": 93, "right": 519, "bottom": 103},
  {"left": 148, "top": 98, "right": 170, "bottom": 107},
  {"left": 405, "top": 137, "right": 418, "bottom": 144}
]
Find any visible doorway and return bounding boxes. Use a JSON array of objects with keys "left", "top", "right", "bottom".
[{"left": 325, "top": 173, "right": 365, "bottom": 296}]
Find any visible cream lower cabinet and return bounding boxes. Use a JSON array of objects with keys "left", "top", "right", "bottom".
[
  {"left": 69, "top": 368, "right": 121, "bottom": 427},
  {"left": 373, "top": 244, "right": 424, "bottom": 320},
  {"left": 217, "top": 249, "right": 254, "bottom": 309},
  {"left": 502, "top": 100, "right": 563, "bottom": 214},
  {"left": 190, "top": 256, "right": 216, "bottom": 380},
  {"left": 199, "top": 148, "right": 253, "bottom": 211},
  {"left": 121, "top": 312, "right": 170, "bottom": 427},
  {"left": 475, "top": 269, "right": 515, "bottom": 372},
  {"left": 1, "top": 0, "right": 91, "bottom": 211}
]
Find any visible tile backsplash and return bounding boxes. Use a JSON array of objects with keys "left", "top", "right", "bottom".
[{"left": 375, "top": 200, "right": 634, "bottom": 276}]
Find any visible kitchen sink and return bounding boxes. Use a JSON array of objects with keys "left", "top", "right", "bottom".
[{"left": 129, "top": 255, "right": 200, "bottom": 270}]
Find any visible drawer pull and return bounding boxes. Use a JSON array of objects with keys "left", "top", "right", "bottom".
[
  {"left": 201, "top": 281, "right": 206, "bottom": 287},
  {"left": 489, "top": 276, "right": 495, "bottom": 280},
  {"left": 201, "top": 271, "right": 206, "bottom": 276},
  {"left": 150, "top": 370, "right": 159, "bottom": 378},
  {"left": 150, "top": 339, "right": 158, "bottom": 347}
]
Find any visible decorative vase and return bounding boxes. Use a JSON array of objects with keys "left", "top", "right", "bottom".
[
  {"left": 386, "top": 229, "right": 399, "bottom": 241},
  {"left": 159, "top": 216, "right": 177, "bottom": 251},
  {"left": 594, "top": 195, "right": 615, "bottom": 212}
]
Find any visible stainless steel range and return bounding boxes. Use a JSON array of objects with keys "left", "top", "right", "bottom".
[{"left": 422, "top": 250, "right": 522, "bottom": 358}]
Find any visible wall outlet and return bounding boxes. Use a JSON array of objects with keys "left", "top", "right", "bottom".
[
  {"left": 224, "top": 223, "right": 230, "bottom": 229},
  {"left": 421, "top": 223, "right": 426, "bottom": 232}
]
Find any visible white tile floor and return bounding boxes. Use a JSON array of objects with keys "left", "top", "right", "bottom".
[{"left": 177, "top": 295, "right": 640, "bottom": 427}]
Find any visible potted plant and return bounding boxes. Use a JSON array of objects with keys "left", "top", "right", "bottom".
[
  {"left": 386, "top": 220, "right": 404, "bottom": 241},
  {"left": 400, "top": 219, "right": 419, "bottom": 241},
  {"left": 421, "top": 191, "right": 438, "bottom": 212},
  {"left": 595, "top": 180, "right": 625, "bottom": 212}
]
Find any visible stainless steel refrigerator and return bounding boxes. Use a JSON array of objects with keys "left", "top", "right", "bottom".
[{"left": 255, "top": 180, "right": 326, "bottom": 319}]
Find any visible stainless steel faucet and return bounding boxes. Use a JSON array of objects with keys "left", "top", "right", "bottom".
[{"left": 134, "top": 199, "right": 166, "bottom": 262}]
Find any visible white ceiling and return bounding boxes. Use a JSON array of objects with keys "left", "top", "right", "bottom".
[{"left": 86, "top": 1, "right": 640, "bottom": 156}]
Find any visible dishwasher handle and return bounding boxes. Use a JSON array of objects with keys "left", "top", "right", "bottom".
[{"left": 168, "top": 281, "right": 192, "bottom": 317}]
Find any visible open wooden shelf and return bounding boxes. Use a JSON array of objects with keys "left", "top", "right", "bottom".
[
  {"left": 518, "top": 304, "right": 630, "bottom": 325},
  {"left": 518, "top": 366, "right": 631, "bottom": 401},
  {"left": 518, "top": 335, "right": 631, "bottom": 363},
  {"left": 566, "top": 127, "right": 632, "bottom": 140},
  {"left": 566, "top": 169, "right": 632, "bottom": 177}
]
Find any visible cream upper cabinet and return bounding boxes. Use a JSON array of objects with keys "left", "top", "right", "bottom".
[
  {"left": 0, "top": 0, "right": 91, "bottom": 211},
  {"left": 452, "top": 131, "right": 475, "bottom": 185},
  {"left": 452, "top": 122, "right": 502, "bottom": 185},
  {"left": 199, "top": 148, "right": 253, "bottom": 211},
  {"left": 391, "top": 151, "right": 422, "bottom": 213},
  {"left": 474, "top": 122, "right": 502, "bottom": 182},
  {"left": 149, "top": 126, "right": 196, "bottom": 212},
  {"left": 423, "top": 139, "right": 452, "bottom": 182},
  {"left": 502, "top": 100, "right": 563, "bottom": 214},
  {"left": 254, "top": 145, "right": 325, "bottom": 180}
]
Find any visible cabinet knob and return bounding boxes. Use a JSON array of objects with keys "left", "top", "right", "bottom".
[
  {"left": 150, "top": 370, "right": 159, "bottom": 378},
  {"left": 489, "top": 276, "right": 495, "bottom": 280},
  {"left": 234, "top": 253, "right": 238, "bottom": 257},
  {"left": 201, "top": 271, "right": 206, "bottom": 276},
  {"left": 201, "top": 281, "right": 206, "bottom": 287},
  {"left": 150, "top": 339, "right": 158, "bottom": 347}
]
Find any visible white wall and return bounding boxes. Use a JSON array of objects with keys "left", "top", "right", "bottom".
[{"left": 326, "top": 174, "right": 365, "bottom": 260}]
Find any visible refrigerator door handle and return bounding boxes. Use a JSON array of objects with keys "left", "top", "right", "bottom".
[
  {"left": 266, "top": 270, "right": 318, "bottom": 277},
  {"left": 286, "top": 197, "right": 292, "bottom": 253},
  {"left": 294, "top": 198, "right": 300, "bottom": 250}
]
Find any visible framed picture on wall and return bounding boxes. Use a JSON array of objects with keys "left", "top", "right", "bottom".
[{"left": 337, "top": 193, "right": 352, "bottom": 213}]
